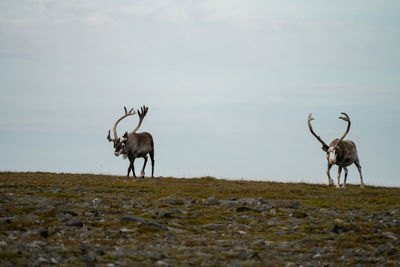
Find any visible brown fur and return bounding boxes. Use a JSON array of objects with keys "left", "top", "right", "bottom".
[
  {"left": 308, "top": 113, "right": 365, "bottom": 188},
  {"left": 328, "top": 139, "right": 358, "bottom": 167},
  {"left": 121, "top": 131, "right": 155, "bottom": 179},
  {"left": 108, "top": 106, "right": 155, "bottom": 180}
]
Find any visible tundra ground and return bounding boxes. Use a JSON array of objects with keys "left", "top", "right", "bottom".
[{"left": 0, "top": 172, "right": 399, "bottom": 266}]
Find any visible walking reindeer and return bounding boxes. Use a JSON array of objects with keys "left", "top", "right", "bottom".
[
  {"left": 307, "top": 112, "right": 365, "bottom": 188},
  {"left": 107, "top": 106, "right": 155, "bottom": 180}
]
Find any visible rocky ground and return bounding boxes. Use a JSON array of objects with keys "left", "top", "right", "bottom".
[{"left": 0, "top": 172, "right": 399, "bottom": 266}]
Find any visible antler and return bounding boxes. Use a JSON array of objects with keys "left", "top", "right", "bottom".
[
  {"left": 129, "top": 105, "right": 149, "bottom": 135},
  {"left": 107, "top": 106, "right": 136, "bottom": 142},
  {"left": 308, "top": 113, "right": 329, "bottom": 151},
  {"left": 107, "top": 130, "right": 112, "bottom": 142},
  {"left": 336, "top": 112, "right": 351, "bottom": 146}
]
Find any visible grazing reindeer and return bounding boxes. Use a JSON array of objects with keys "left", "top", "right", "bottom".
[
  {"left": 107, "top": 106, "right": 155, "bottom": 180},
  {"left": 307, "top": 112, "right": 365, "bottom": 188}
]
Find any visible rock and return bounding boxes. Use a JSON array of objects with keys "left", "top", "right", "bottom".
[
  {"left": 291, "top": 211, "right": 308, "bottom": 218},
  {"left": 313, "top": 253, "right": 321, "bottom": 259},
  {"left": 185, "top": 199, "right": 197, "bottom": 206},
  {"left": 0, "top": 217, "right": 14, "bottom": 224},
  {"left": 165, "top": 198, "right": 184, "bottom": 205},
  {"left": 36, "top": 198, "right": 52, "bottom": 207},
  {"left": 51, "top": 187, "right": 63, "bottom": 193},
  {"left": 36, "top": 227, "right": 49, "bottom": 238},
  {"left": 253, "top": 240, "right": 266, "bottom": 247},
  {"left": 372, "top": 243, "right": 397, "bottom": 256},
  {"left": 381, "top": 232, "right": 398, "bottom": 240},
  {"left": 269, "top": 200, "right": 302, "bottom": 209},
  {"left": 57, "top": 213, "right": 73, "bottom": 221},
  {"left": 37, "top": 256, "right": 49, "bottom": 265},
  {"left": 159, "top": 212, "right": 174, "bottom": 219},
  {"left": 92, "top": 198, "right": 102, "bottom": 204},
  {"left": 148, "top": 251, "right": 166, "bottom": 260},
  {"left": 80, "top": 244, "right": 94, "bottom": 254},
  {"left": 207, "top": 197, "right": 220, "bottom": 205},
  {"left": 219, "top": 200, "right": 236, "bottom": 208},
  {"left": 331, "top": 223, "right": 359, "bottom": 234},
  {"left": 170, "top": 208, "right": 183, "bottom": 214},
  {"left": 236, "top": 206, "right": 252, "bottom": 212},
  {"left": 82, "top": 254, "right": 97, "bottom": 263},
  {"left": 334, "top": 218, "right": 345, "bottom": 224},
  {"left": 65, "top": 218, "right": 83, "bottom": 227},
  {"left": 121, "top": 215, "right": 169, "bottom": 231},
  {"left": 61, "top": 210, "right": 78, "bottom": 216},
  {"left": 203, "top": 223, "right": 225, "bottom": 230},
  {"left": 119, "top": 227, "right": 135, "bottom": 233},
  {"left": 330, "top": 224, "right": 348, "bottom": 234},
  {"left": 231, "top": 249, "right": 261, "bottom": 260},
  {"left": 155, "top": 260, "right": 168, "bottom": 266},
  {"left": 113, "top": 247, "right": 138, "bottom": 257}
]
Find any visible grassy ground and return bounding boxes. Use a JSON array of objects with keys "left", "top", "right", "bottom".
[
  {"left": 0, "top": 172, "right": 399, "bottom": 266},
  {"left": 1, "top": 172, "right": 398, "bottom": 211}
]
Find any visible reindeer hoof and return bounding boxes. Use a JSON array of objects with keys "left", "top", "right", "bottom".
[
  {"left": 335, "top": 184, "right": 341, "bottom": 188},
  {"left": 360, "top": 184, "right": 365, "bottom": 189}
]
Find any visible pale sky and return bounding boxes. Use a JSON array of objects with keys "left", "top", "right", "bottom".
[{"left": 1, "top": 1, "right": 399, "bottom": 186}]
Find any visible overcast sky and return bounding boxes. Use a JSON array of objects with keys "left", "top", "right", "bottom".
[{"left": 1, "top": 1, "right": 399, "bottom": 186}]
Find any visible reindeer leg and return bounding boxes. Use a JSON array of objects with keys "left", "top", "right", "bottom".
[
  {"left": 336, "top": 166, "right": 342, "bottom": 188},
  {"left": 140, "top": 156, "right": 148, "bottom": 178},
  {"left": 326, "top": 163, "right": 334, "bottom": 186},
  {"left": 150, "top": 151, "right": 155, "bottom": 178},
  {"left": 126, "top": 163, "right": 132, "bottom": 181},
  {"left": 354, "top": 159, "right": 365, "bottom": 188},
  {"left": 131, "top": 158, "right": 137, "bottom": 180},
  {"left": 342, "top": 167, "right": 348, "bottom": 189}
]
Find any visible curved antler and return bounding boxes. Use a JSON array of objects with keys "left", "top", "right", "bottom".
[
  {"left": 107, "top": 106, "right": 136, "bottom": 142},
  {"left": 336, "top": 112, "right": 351, "bottom": 146},
  {"left": 129, "top": 105, "right": 149, "bottom": 135},
  {"left": 308, "top": 113, "right": 329, "bottom": 151}
]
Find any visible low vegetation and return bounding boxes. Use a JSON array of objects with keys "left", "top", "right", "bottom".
[{"left": 0, "top": 172, "right": 399, "bottom": 266}]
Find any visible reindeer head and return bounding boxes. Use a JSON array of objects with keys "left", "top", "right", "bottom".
[
  {"left": 107, "top": 107, "right": 136, "bottom": 157},
  {"left": 308, "top": 112, "right": 351, "bottom": 164}
]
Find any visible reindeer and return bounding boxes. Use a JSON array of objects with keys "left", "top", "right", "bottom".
[
  {"left": 307, "top": 112, "right": 365, "bottom": 188},
  {"left": 107, "top": 106, "right": 155, "bottom": 180}
]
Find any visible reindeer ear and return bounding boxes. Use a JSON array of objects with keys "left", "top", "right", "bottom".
[{"left": 322, "top": 145, "right": 328, "bottom": 152}]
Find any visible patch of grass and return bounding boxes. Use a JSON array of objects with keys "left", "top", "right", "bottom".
[
  {"left": 0, "top": 251, "right": 20, "bottom": 260},
  {"left": 299, "top": 224, "right": 328, "bottom": 234}
]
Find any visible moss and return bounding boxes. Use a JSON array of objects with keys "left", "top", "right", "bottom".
[
  {"left": 0, "top": 251, "right": 20, "bottom": 259},
  {"left": 299, "top": 224, "right": 328, "bottom": 234}
]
